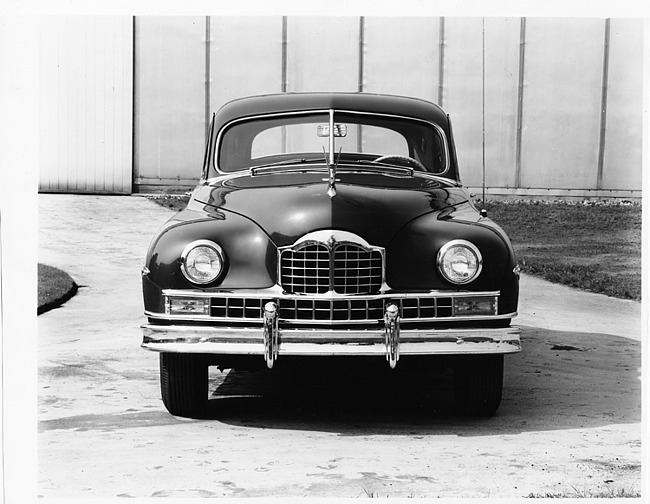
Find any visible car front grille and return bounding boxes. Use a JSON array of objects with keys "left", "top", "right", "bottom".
[
  {"left": 279, "top": 243, "right": 331, "bottom": 294},
  {"left": 280, "top": 298, "right": 385, "bottom": 322},
  {"left": 279, "top": 242, "right": 383, "bottom": 295},
  {"left": 210, "top": 296, "right": 454, "bottom": 324}
]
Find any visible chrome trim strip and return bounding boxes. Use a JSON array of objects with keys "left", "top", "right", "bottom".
[
  {"left": 159, "top": 288, "right": 501, "bottom": 299},
  {"left": 328, "top": 109, "right": 335, "bottom": 166},
  {"left": 141, "top": 324, "right": 521, "bottom": 355},
  {"left": 287, "top": 229, "right": 375, "bottom": 249},
  {"left": 145, "top": 310, "right": 517, "bottom": 325}
]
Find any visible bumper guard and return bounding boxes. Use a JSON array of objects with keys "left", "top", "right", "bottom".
[{"left": 142, "top": 306, "right": 520, "bottom": 368}]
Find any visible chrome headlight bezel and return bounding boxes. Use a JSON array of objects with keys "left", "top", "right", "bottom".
[
  {"left": 437, "top": 239, "right": 483, "bottom": 285},
  {"left": 180, "top": 240, "right": 226, "bottom": 285}
]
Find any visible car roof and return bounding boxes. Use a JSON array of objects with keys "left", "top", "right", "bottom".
[{"left": 213, "top": 92, "right": 449, "bottom": 130}]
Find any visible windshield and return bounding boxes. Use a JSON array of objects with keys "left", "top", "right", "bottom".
[{"left": 215, "top": 111, "right": 448, "bottom": 174}]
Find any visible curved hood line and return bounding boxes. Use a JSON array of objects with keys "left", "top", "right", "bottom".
[{"left": 193, "top": 171, "right": 469, "bottom": 247}]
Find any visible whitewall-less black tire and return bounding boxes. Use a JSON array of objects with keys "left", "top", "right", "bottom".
[
  {"left": 453, "top": 354, "right": 504, "bottom": 417},
  {"left": 160, "top": 353, "right": 208, "bottom": 418}
]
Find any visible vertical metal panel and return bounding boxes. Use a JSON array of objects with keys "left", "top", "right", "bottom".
[
  {"left": 134, "top": 17, "right": 206, "bottom": 189},
  {"left": 286, "top": 17, "right": 359, "bottom": 92},
  {"left": 209, "top": 17, "right": 283, "bottom": 113},
  {"left": 443, "top": 17, "right": 520, "bottom": 188},
  {"left": 481, "top": 17, "right": 520, "bottom": 189},
  {"left": 42, "top": 16, "right": 641, "bottom": 196},
  {"left": 39, "top": 17, "right": 133, "bottom": 194},
  {"left": 439, "top": 16, "right": 483, "bottom": 186},
  {"left": 601, "top": 18, "right": 643, "bottom": 191},
  {"left": 363, "top": 17, "right": 440, "bottom": 102},
  {"left": 520, "top": 18, "right": 604, "bottom": 190}
]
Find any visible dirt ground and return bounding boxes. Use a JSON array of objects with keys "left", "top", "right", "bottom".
[{"left": 36, "top": 194, "right": 643, "bottom": 499}]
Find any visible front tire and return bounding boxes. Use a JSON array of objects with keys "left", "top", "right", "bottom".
[
  {"left": 453, "top": 354, "right": 504, "bottom": 417},
  {"left": 160, "top": 353, "right": 208, "bottom": 417}
]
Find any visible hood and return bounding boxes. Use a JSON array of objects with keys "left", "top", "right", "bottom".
[{"left": 193, "top": 170, "right": 469, "bottom": 247}]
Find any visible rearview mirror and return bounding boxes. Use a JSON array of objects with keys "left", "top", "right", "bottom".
[{"left": 317, "top": 124, "right": 347, "bottom": 138}]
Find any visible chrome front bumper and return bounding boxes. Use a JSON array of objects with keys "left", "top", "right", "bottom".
[{"left": 141, "top": 302, "right": 521, "bottom": 369}]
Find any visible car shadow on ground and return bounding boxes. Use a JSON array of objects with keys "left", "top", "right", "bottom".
[{"left": 202, "top": 327, "right": 641, "bottom": 436}]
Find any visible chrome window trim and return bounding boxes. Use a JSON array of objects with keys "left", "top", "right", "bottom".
[{"left": 212, "top": 108, "right": 450, "bottom": 176}]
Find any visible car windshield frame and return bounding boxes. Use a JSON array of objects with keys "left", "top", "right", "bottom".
[{"left": 211, "top": 109, "right": 450, "bottom": 177}]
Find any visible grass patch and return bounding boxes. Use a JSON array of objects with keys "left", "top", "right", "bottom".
[
  {"left": 145, "top": 193, "right": 190, "bottom": 211},
  {"left": 38, "top": 263, "right": 77, "bottom": 315},
  {"left": 485, "top": 200, "right": 641, "bottom": 301},
  {"left": 147, "top": 195, "right": 642, "bottom": 301},
  {"left": 526, "top": 486, "right": 641, "bottom": 498}
]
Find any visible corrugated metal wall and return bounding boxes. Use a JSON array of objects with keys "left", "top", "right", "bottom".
[
  {"left": 39, "top": 16, "right": 643, "bottom": 198},
  {"left": 209, "top": 17, "right": 284, "bottom": 110},
  {"left": 520, "top": 18, "right": 604, "bottom": 191},
  {"left": 601, "top": 19, "right": 644, "bottom": 192},
  {"left": 39, "top": 17, "right": 133, "bottom": 194},
  {"left": 443, "top": 18, "right": 521, "bottom": 189},
  {"left": 363, "top": 17, "right": 441, "bottom": 101},
  {"left": 133, "top": 17, "right": 206, "bottom": 189}
]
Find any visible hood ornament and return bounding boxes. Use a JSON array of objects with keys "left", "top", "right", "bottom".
[
  {"left": 322, "top": 146, "right": 341, "bottom": 199},
  {"left": 326, "top": 162, "right": 337, "bottom": 198}
]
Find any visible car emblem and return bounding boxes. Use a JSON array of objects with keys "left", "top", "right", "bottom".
[
  {"left": 324, "top": 162, "right": 339, "bottom": 198},
  {"left": 327, "top": 235, "right": 337, "bottom": 249},
  {"left": 322, "top": 146, "right": 341, "bottom": 199}
]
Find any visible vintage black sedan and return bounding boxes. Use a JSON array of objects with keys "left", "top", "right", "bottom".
[{"left": 141, "top": 92, "right": 520, "bottom": 418}]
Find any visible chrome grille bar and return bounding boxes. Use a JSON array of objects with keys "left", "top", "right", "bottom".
[
  {"left": 154, "top": 289, "right": 508, "bottom": 325},
  {"left": 279, "top": 236, "right": 384, "bottom": 295},
  {"left": 333, "top": 244, "right": 383, "bottom": 294},
  {"left": 280, "top": 243, "right": 330, "bottom": 294},
  {"left": 159, "top": 295, "right": 500, "bottom": 325}
]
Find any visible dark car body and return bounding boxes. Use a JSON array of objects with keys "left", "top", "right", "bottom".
[{"left": 141, "top": 92, "right": 520, "bottom": 417}]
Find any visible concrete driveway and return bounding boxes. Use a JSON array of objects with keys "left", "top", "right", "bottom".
[{"left": 37, "top": 193, "right": 643, "bottom": 499}]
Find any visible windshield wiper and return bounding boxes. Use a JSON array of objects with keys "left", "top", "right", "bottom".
[
  {"left": 250, "top": 158, "right": 325, "bottom": 175},
  {"left": 342, "top": 160, "right": 458, "bottom": 186},
  {"left": 344, "top": 160, "right": 414, "bottom": 176}
]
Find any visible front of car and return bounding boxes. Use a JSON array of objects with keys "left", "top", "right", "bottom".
[{"left": 141, "top": 93, "right": 520, "bottom": 417}]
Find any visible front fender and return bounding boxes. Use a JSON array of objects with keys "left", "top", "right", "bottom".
[
  {"left": 142, "top": 207, "right": 277, "bottom": 313},
  {"left": 386, "top": 207, "right": 519, "bottom": 315}
]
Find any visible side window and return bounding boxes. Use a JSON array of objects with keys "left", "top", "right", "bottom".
[
  {"left": 408, "top": 127, "right": 446, "bottom": 174},
  {"left": 432, "top": 130, "right": 446, "bottom": 173}
]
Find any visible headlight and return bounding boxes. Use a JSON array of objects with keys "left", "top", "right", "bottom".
[
  {"left": 437, "top": 239, "right": 482, "bottom": 285},
  {"left": 180, "top": 240, "right": 225, "bottom": 285}
]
